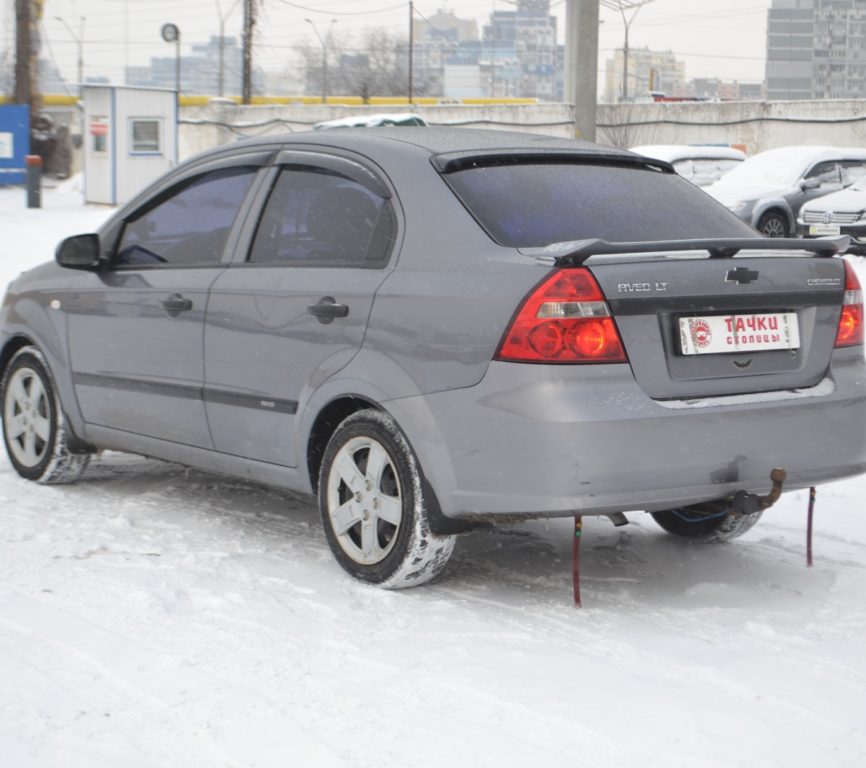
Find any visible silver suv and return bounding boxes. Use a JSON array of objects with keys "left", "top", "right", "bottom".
[
  {"left": 706, "top": 145, "right": 866, "bottom": 237},
  {"left": 2, "top": 129, "right": 865, "bottom": 587}
]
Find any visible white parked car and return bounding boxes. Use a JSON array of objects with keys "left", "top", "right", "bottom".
[
  {"left": 630, "top": 145, "right": 745, "bottom": 187},
  {"left": 798, "top": 174, "right": 866, "bottom": 254},
  {"left": 313, "top": 113, "right": 427, "bottom": 130}
]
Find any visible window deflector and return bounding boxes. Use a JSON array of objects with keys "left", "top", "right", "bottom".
[{"left": 274, "top": 150, "right": 390, "bottom": 198}]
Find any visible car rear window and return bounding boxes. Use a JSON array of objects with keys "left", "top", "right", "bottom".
[{"left": 443, "top": 161, "right": 755, "bottom": 247}]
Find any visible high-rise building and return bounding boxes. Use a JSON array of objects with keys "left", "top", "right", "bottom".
[
  {"left": 604, "top": 48, "right": 686, "bottom": 102},
  {"left": 766, "top": 0, "right": 866, "bottom": 99},
  {"left": 483, "top": 0, "right": 560, "bottom": 100}
]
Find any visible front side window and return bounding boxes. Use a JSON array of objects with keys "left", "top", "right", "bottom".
[
  {"left": 804, "top": 161, "right": 842, "bottom": 186},
  {"left": 116, "top": 167, "right": 257, "bottom": 267},
  {"left": 444, "top": 161, "right": 755, "bottom": 248},
  {"left": 248, "top": 167, "right": 396, "bottom": 266}
]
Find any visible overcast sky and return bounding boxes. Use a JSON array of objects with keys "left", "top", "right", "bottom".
[{"left": 5, "top": 0, "right": 774, "bottom": 91}]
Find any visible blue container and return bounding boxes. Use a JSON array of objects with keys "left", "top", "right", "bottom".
[{"left": 0, "top": 105, "right": 31, "bottom": 186}]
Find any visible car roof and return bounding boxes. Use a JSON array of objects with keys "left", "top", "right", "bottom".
[
  {"left": 194, "top": 127, "right": 650, "bottom": 167},
  {"left": 630, "top": 144, "right": 746, "bottom": 162},
  {"left": 750, "top": 145, "right": 866, "bottom": 163}
]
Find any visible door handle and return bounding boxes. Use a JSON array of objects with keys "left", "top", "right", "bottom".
[
  {"left": 162, "top": 293, "right": 193, "bottom": 317},
  {"left": 307, "top": 296, "right": 349, "bottom": 324}
]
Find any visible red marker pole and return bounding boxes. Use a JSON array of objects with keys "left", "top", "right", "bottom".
[
  {"left": 25, "top": 154, "right": 42, "bottom": 209},
  {"left": 572, "top": 515, "right": 583, "bottom": 607},
  {"left": 807, "top": 487, "right": 816, "bottom": 568}
]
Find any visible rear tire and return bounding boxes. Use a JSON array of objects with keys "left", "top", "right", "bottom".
[
  {"left": 651, "top": 504, "right": 763, "bottom": 542},
  {"left": 757, "top": 211, "right": 789, "bottom": 238},
  {"left": 1, "top": 347, "right": 90, "bottom": 484},
  {"left": 318, "top": 409, "right": 456, "bottom": 587}
]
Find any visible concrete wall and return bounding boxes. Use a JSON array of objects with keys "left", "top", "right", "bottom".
[
  {"left": 177, "top": 102, "right": 578, "bottom": 159},
  {"left": 596, "top": 100, "right": 866, "bottom": 154},
  {"left": 44, "top": 99, "right": 866, "bottom": 181}
]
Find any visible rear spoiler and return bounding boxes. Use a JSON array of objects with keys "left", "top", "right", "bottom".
[{"left": 520, "top": 236, "right": 851, "bottom": 266}]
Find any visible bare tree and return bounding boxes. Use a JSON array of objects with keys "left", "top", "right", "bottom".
[
  {"left": 596, "top": 101, "right": 657, "bottom": 149},
  {"left": 301, "top": 27, "right": 435, "bottom": 100}
]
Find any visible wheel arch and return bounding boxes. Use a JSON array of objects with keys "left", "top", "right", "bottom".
[
  {"left": 305, "top": 395, "right": 475, "bottom": 536},
  {"left": 754, "top": 202, "right": 794, "bottom": 233},
  {"left": 0, "top": 335, "right": 93, "bottom": 454},
  {"left": 306, "top": 395, "right": 380, "bottom": 494},
  {"left": 0, "top": 334, "right": 38, "bottom": 379}
]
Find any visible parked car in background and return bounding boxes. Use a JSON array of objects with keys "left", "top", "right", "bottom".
[
  {"left": 630, "top": 144, "right": 745, "bottom": 187},
  {"left": 706, "top": 146, "right": 866, "bottom": 238},
  {"left": 2, "top": 129, "right": 865, "bottom": 588},
  {"left": 314, "top": 113, "right": 427, "bottom": 130},
  {"left": 798, "top": 174, "right": 866, "bottom": 255}
]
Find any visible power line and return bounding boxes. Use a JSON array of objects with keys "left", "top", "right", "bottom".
[{"left": 272, "top": 0, "right": 407, "bottom": 17}]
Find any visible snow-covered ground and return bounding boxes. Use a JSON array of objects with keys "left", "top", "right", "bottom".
[{"left": 1, "top": 183, "right": 866, "bottom": 768}]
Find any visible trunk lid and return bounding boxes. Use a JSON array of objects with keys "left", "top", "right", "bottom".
[{"left": 523, "top": 238, "right": 849, "bottom": 399}]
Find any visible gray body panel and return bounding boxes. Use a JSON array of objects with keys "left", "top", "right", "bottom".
[
  {"left": 65, "top": 267, "right": 220, "bottom": 448},
  {"left": 2, "top": 128, "right": 865, "bottom": 522}
]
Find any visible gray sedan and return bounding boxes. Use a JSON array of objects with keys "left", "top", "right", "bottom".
[{"left": 2, "top": 129, "right": 865, "bottom": 587}]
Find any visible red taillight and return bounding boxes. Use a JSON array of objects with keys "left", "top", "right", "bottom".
[
  {"left": 835, "top": 261, "right": 864, "bottom": 348},
  {"left": 496, "top": 268, "right": 628, "bottom": 363}
]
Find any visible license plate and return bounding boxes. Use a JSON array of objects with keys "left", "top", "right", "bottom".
[
  {"left": 679, "top": 312, "right": 800, "bottom": 355},
  {"left": 809, "top": 223, "right": 841, "bottom": 236}
]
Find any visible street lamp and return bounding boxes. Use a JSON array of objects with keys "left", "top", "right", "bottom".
[
  {"left": 214, "top": 0, "right": 243, "bottom": 97},
  {"left": 305, "top": 18, "right": 337, "bottom": 104},
  {"left": 55, "top": 16, "right": 86, "bottom": 98},
  {"left": 600, "top": 0, "right": 655, "bottom": 102},
  {"left": 161, "top": 23, "right": 182, "bottom": 96}
]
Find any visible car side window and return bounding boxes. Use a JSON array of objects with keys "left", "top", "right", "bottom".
[
  {"left": 804, "top": 161, "right": 842, "bottom": 187},
  {"left": 248, "top": 167, "right": 396, "bottom": 267},
  {"left": 840, "top": 160, "right": 866, "bottom": 186},
  {"left": 115, "top": 166, "right": 257, "bottom": 267}
]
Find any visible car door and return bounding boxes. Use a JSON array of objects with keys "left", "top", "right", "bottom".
[
  {"left": 789, "top": 160, "right": 845, "bottom": 216},
  {"left": 65, "top": 159, "right": 265, "bottom": 447},
  {"left": 203, "top": 150, "right": 398, "bottom": 467}
]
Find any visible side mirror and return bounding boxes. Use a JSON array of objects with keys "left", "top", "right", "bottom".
[
  {"left": 56, "top": 234, "right": 102, "bottom": 270},
  {"left": 801, "top": 178, "right": 821, "bottom": 191}
]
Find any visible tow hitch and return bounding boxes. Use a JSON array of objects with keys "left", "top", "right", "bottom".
[{"left": 729, "top": 467, "right": 787, "bottom": 516}]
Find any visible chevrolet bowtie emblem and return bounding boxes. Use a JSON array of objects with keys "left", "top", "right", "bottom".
[{"left": 725, "top": 267, "right": 760, "bottom": 285}]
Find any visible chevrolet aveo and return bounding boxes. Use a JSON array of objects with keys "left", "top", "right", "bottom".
[{"left": 2, "top": 129, "right": 865, "bottom": 587}]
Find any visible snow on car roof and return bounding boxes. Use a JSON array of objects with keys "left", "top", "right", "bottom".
[
  {"left": 751, "top": 145, "right": 866, "bottom": 163},
  {"left": 313, "top": 113, "right": 427, "bottom": 130},
  {"left": 630, "top": 145, "right": 746, "bottom": 163}
]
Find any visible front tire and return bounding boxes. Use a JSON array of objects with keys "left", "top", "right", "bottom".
[
  {"left": 757, "top": 211, "right": 789, "bottom": 238},
  {"left": 1, "top": 347, "right": 90, "bottom": 484},
  {"left": 318, "top": 409, "right": 456, "bottom": 588}
]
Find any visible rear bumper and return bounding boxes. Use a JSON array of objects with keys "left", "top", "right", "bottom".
[{"left": 385, "top": 351, "right": 866, "bottom": 520}]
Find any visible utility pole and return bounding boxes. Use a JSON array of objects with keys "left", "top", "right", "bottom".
[
  {"left": 242, "top": 0, "right": 256, "bottom": 104},
  {"left": 565, "top": 0, "right": 599, "bottom": 142},
  {"left": 56, "top": 16, "right": 86, "bottom": 98},
  {"left": 14, "top": 0, "right": 33, "bottom": 109},
  {"left": 215, "top": 0, "right": 242, "bottom": 98},
  {"left": 408, "top": 1, "right": 414, "bottom": 104},
  {"left": 600, "top": 0, "right": 655, "bottom": 103},
  {"left": 305, "top": 18, "right": 336, "bottom": 104}
]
